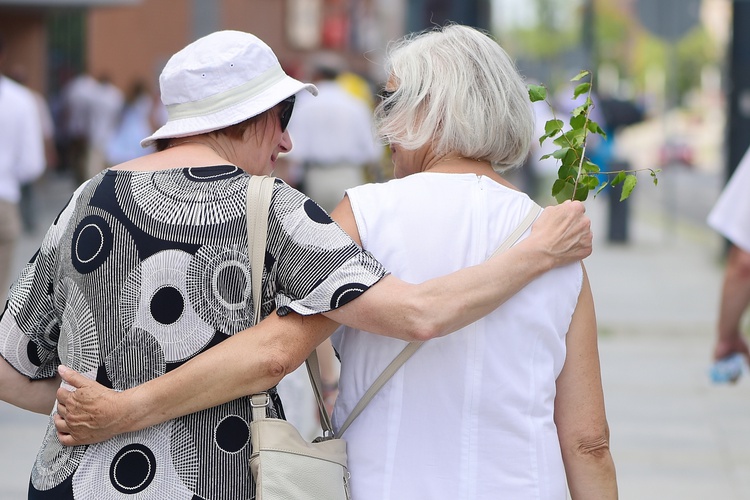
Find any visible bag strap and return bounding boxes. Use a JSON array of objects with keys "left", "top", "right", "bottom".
[
  {"left": 336, "top": 202, "right": 542, "bottom": 437},
  {"left": 247, "top": 175, "right": 279, "bottom": 423},
  {"left": 247, "top": 175, "right": 275, "bottom": 323},
  {"left": 246, "top": 175, "right": 336, "bottom": 435}
]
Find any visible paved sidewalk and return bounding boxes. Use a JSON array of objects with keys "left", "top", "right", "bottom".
[
  {"left": 585, "top": 193, "right": 750, "bottom": 500},
  {"left": 1, "top": 170, "right": 749, "bottom": 498}
]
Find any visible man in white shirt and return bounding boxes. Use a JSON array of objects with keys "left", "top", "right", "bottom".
[
  {"left": 284, "top": 55, "right": 381, "bottom": 212},
  {"left": 85, "top": 75, "right": 123, "bottom": 178},
  {"left": 0, "top": 34, "right": 46, "bottom": 306}
]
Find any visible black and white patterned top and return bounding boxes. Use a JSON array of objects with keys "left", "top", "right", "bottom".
[{"left": 0, "top": 165, "right": 386, "bottom": 499}]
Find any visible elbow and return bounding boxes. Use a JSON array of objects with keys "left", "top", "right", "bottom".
[
  {"left": 411, "top": 322, "right": 442, "bottom": 342},
  {"left": 254, "top": 345, "right": 292, "bottom": 390},
  {"left": 403, "top": 302, "right": 446, "bottom": 342},
  {"left": 573, "top": 435, "right": 612, "bottom": 461},
  {"left": 565, "top": 426, "right": 613, "bottom": 461},
  {"left": 401, "top": 297, "right": 444, "bottom": 341}
]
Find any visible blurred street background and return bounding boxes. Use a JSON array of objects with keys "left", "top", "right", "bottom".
[{"left": 2, "top": 0, "right": 750, "bottom": 498}]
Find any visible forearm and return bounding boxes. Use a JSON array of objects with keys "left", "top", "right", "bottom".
[
  {"left": 562, "top": 442, "right": 618, "bottom": 500},
  {"left": 0, "top": 357, "right": 59, "bottom": 414},
  {"left": 106, "top": 313, "right": 337, "bottom": 434},
  {"left": 326, "top": 236, "right": 556, "bottom": 341}
]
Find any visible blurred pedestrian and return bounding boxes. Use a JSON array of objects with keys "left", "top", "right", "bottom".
[
  {"left": 284, "top": 52, "right": 381, "bottom": 212},
  {"left": 106, "top": 80, "right": 158, "bottom": 165},
  {"left": 85, "top": 74, "right": 123, "bottom": 177},
  {"left": 7, "top": 64, "right": 57, "bottom": 233},
  {"left": 59, "top": 70, "right": 96, "bottom": 184},
  {"left": 0, "top": 34, "right": 46, "bottom": 305},
  {"left": 279, "top": 56, "right": 383, "bottom": 432},
  {"left": 707, "top": 146, "right": 750, "bottom": 364}
]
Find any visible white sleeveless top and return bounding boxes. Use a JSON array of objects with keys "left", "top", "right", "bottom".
[{"left": 331, "top": 172, "right": 583, "bottom": 500}]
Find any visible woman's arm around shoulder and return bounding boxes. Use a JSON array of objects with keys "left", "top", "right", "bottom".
[
  {"left": 555, "top": 265, "right": 618, "bottom": 499},
  {"left": 325, "top": 197, "right": 593, "bottom": 341}
]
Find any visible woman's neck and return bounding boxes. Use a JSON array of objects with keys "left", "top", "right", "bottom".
[{"left": 423, "top": 156, "right": 518, "bottom": 190}]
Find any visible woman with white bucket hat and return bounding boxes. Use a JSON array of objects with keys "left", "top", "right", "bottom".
[{"left": 0, "top": 30, "right": 590, "bottom": 498}]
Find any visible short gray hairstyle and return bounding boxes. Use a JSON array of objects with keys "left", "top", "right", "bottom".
[{"left": 375, "top": 24, "right": 534, "bottom": 170}]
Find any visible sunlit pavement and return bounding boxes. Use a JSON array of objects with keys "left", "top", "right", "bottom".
[{"left": 2, "top": 167, "right": 750, "bottom": 499}]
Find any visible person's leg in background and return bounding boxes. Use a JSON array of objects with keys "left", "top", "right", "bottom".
[
  {"left": 0, "top": 200, "right": 21, "bottom": 307},
  {"left": 714, "top": 244, "right": 750, "bottom": 362}
]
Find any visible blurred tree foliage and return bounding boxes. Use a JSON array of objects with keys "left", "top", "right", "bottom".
[{"left": 496, "top": 0, "right": 721, "bottom": 102}]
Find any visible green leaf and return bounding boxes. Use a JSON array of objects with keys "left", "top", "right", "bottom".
[
  {"left": 545, "top": 119, "right": 564, "bottom": 135},
  {"left": 551, "top": 178, "right": 567, "bottom": 196},
  {"left": 620, "top": 174, "right": 637, "bottom": 201},
  {"left": 587, "top": 120, "right": 607, "bottom": 138},
  {"left": 554, "top": 181, "right": 576, "bottom": 204},
  {"left": 571, "top": 70, "right": 590, "bottom": 82},
  {"left": 558, "top": 128, "right": 586, "bottom": 149},
  {"left": 539, "top": 153, "right": 554, "bottom": 161},
  {"left": 572, "top": 97, "right": 593, "bottom": 117},
  {"left": 573, "top": 184, "right": 589, "bottom": 201},
  {"left": 569, "top": 114, "right": 586, "bottom": 129},
  {"left": 562, "top": 148, "right": 579, "bottom": 166},
  {"left": 610, "top": 171, "right": 626, "bottom": 187},
  {"left": 528, "top": 84, "right": 547, "bottom": 102},
  {"left": 557, "top": 164, "right": 576, "bottom": 181},
  {"left": 583, "top": 160, "right": 600, "bottom": 174},
  {"left": 552, "top": 147, "right": 571, "bottom": 159},
  {"left": 539, "top": 119, "right": 564, "bottom": 145},
  {"left": 573, "top": 82, "right": 591, "bottom": 100},
  {"left": 584, "top": 174, "right": 600, "bottom": 189},
  {"left": 595, "top": 181, "right": 609, "bottom": 197},
  {"left": 650, "top": 169, "right": 659, "bottom": 186}
]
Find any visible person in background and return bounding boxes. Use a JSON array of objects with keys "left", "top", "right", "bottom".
[
  {"left": 85, "top": 74, "right": 123, "bottom": 177},
  {"left": 7, "top": 63, "right": 58, "bottom": 234},
  {"left": 284, "top": 52, "right": 381, "bottom": 212},
  {"left": 707, "top": 146, "right": 750, "bottom": 365},
  {"left": 0, "top": 33, "right": 46, "bottom": 305},
  {"left": 106, "top": 80, "right": 158, "bottom": 165},
  {"left": 59, "top": 70, "right": 97, "bottom": 184},
  {"left": 277, "top": 53, "right": 384, "bottom": 429},
  {"left": 0, "top": 30, "right": 592, "bottom": 499}
]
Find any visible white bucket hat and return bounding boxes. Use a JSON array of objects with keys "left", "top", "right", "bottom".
[{"left": 141, "top": 30, "right": 318, "bottom": 148}]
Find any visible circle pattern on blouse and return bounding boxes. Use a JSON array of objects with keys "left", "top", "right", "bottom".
[
  {"left": 109, "top": 444, "right": 157, "bottom": 494},
  {"left": 57, "top": 278, "right": 100, "bottom": 373},
  {"left": 0, "top": 316, "right": 48, "bottom": 376},
  {"left": 276, "top": 199, "right": 352, "bottom": 250},
  {"left": 187, "top": 245, "right": 254, "bottom": 334},
  {"left": 214, "top": 415, "right": 250, "bottom": 454},
  {"left": 104, "top": 327, "right": 166, "bottom": 391},
  {"left": 330, "top": 282, "right": 368, "bottom": 309},
  {"left": 114, "top": 166, "right": 246, "bottom": 244},
  {"left": 120, "top": 249, "right": 214, "bottom": 363},
  {"left": 71, "top": 215, "right": 114, "bottom": 274},
  {"left": 72, "top": 422, "right": 198, "bottom": 499},
  {"left": 31, "top": 420, "right": 86, "bottom": 491}
]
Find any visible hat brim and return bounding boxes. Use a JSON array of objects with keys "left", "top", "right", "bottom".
[{"left": 141, "top": 75, "right": 318, "bottom": 148}]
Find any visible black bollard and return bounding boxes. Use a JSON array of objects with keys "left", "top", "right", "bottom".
[{"left": 607, "top": 160, "right": 630, "bottom": 243}]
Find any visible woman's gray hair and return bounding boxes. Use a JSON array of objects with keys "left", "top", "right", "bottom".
[{"left": 375, "top": 24, "right": 534, "bottom": 170}]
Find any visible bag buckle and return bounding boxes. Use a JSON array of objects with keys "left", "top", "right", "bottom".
[{"left": 250, "top": 393, "right": 270, "bottom": 408}]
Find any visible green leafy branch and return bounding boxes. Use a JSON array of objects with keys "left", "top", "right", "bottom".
[{"left": 528, "top": 70, "right": 659, "bottom": 203}]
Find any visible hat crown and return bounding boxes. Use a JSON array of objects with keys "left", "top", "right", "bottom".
[{"left": 160, "top": 30, "right": 280, "bottom": 106}]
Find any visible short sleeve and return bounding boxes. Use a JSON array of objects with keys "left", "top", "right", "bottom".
[
  {"left": 264, "top": 180, "right": 388, "bottom": 316},
  {"left": 0, "top": 184, "right": 86, "bottom": 379}
]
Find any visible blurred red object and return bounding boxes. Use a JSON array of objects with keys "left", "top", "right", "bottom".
[{"left": 659, "top": 139, "right": 694, "bottom": 168}]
